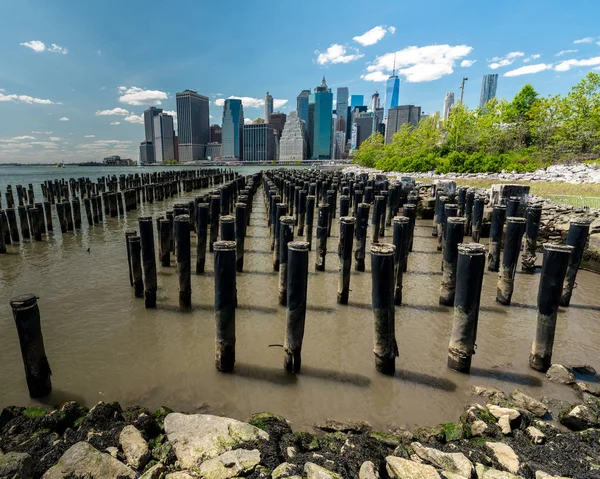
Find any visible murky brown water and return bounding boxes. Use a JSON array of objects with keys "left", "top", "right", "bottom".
[{"left": 0, "top": 167, "right": 598, "bottom": 431}]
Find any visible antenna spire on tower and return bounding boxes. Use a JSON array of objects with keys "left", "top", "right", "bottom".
[{"left": 392, "top": 53, "right": 396, "bottom": 76}]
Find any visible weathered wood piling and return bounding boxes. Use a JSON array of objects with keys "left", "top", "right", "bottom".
[
  {"left": 521, "top": 204, "right": 542, "bottom": 273},
  {"left": 278, "top": 216, "right": 295, "bottom": 306},
  {"left": 175, "top": 215, "right": 192, "bottom": 310},
  {"left": 487, "top": 205, "right": 506, "bottom": 272},
  {"left": 440, "top": 217, "right": 467, "bottom": 306},
  {"left": 138, "top": 216, "right": 157, "bottom": 308},
  {"left": 560, "top": 218, "right": 592, "bottom": 307},
  {"left": 284, "top": 241, "right": 309, "bottom": 373},
  {"left": 337, "top": 216, "right": 355, "bottom": 304},
  {"left": 392, "top": 216, "right": 410, "bottom": 305},
  {"left": 214, "top": 240, "right": 237, "bottom": 373},
  {"left": 315, "top": 204, "right": 329, "bottom": 271},
  {"left": 496, "top": 217, "right": 526, "bottom": 305}
]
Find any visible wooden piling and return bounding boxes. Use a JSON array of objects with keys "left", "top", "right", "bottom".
[
  {"left": 273, "top": 203, "right": 287, "bottom": 271},
  {"left": 128, "top": 235, "right": 144, "bottom": 297},
  {"left": 64, "top": 201, "right": 74, "bottom": 231},
  {"left": 278, "top": 216, "right": 295, "bottom": 306},
  {"left": 560, "top": 218, "right": 592, "bottom": 307},
  {"left": 209, "top": 194, "right": 220, "bottom": 252},
  {"left": 305, "top": 195, "right": 315, "bottom": 250},
  {"left": 43, "top": 201, "right": 53, "bottom": 232},
  {"left": 521, "top": 204, "right": 542, "bottom": 273},
  {"left": 235, "top": 203, "right": 247, "bottom": 273},
  {"left": 29, "top": 207, "right": 42, "bottom": 241},
  {"left": 10, "top": 294, "right": 52, "bottom": 397},
  {"left": 471, "top": 197, "right": 484, "bottom": 242},
  {"left": 18, "top": 205, "right": 30, "bottom": 239},
  {"left": 175, "top": 215, "right": 192, "bottom": 310},
  {"left": 214, "top": 240, "right": 237, "bottom": 372},
  {"left": 372, "top": 195, "right": 384, "bottom": 244},
  {"left": 447, "top": 243, "right": 486, "bottom": 373},
  {"left": 84, "top": 198, "right": 93, "bottom": 226},
  {"left": 402, "top": 204, "right": 417, "bottom": 255},
  {"left": 487, "top": 205, "right": 506, "bottom": 272},
  {"left": 138, "top": 216, "right": 157, "bottom": 308},
  {"left": 196, "top": 203, "right": 209, "bottom": 274},
  {"left": 284, "top": 241, "right": 309, "bottom": 373},
  {"left": 7, "top": 208, "right": 19, "bottom": 242},
  {"left": 496, "top": 217, "right": 526, "bottom": 305},
  {"left": 315, "top": 204, "right": 329, "bottom": 271},
  {"left": 339, "top": 195, "right": 350, "bottom": 218},
  {"left": 392, "top": 216, "right": 410, "bottom": 305},
  {"left": 337, "top": 216, "right": 355, "bottom": 304},
  {"left": 125, "top": 230, "right": 136, "bottom": 286},
  {"left": 297, "top": 190, "right": 307, "bottom": 236},
  {"left": 220, "top": 215, "right": 235, "bottom": 241},
  {"left": 355, "top": 203, "right": 370, "bottom": 272},
  {"left": 529, "top": 244, "right": 573, "bottom": 372},
  {"left": 159, "top": 219, "right": 171, "bottom": 267},
  {"left": 439, "top": 217, "right": 466, "bottom": 306}
]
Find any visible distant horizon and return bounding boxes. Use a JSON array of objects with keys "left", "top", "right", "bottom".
[{"left": 1, "top": 0, "right": 599, "bottom": 164}]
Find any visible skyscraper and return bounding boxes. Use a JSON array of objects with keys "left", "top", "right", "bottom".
[
  {"left": 264, "top": 92, "right": 273, "bottom": 124},
  {"left": 139, "top": 141, "right": 155, "bottom": 165},
  {"left": 308, "top": 77, "right": 333, "bottom": 160},
  {"left": 268, "top": 112, "right": 287, "bottom": 138},
  {"left": 210, "top": 124, "right": 222, "bottom": 143},
  {"left": 384, "top": 59, "right": 400, "bottom": 121},
  {"left": 176, "top": 89, "right": 210, "bottom": 161},
  {"left": 243, "top": 123, "right": 276, "bottom": 162},
  {"left": 297, "top": 90, "right": 310, "bottom": 134},
  {"left": 385, "top": 105, "right": 421, "bottom": 144},
  {"left": 480, "top": 74, "right": 498, "bottom": 108},
  {"left": 350, "top": 95, "right": 364, "bottom": 110},
  {"left": 335, "top": 87, "right": 349, "bottom": 154},
  {"left": 354, "top": 113, "right": 375, "bottom": 150},
  {"left": 280, "top": 110, "right": 306, "bottom": 162},
  {"left": 222, "top": 99, "right": 244, "bottom": 160},
  {"left": 371, "top": 91, "right": 380, "bottom": 112},
  {"left": 153, "top": 113, "right": 176, "bottom": 163},
  {"left": 443, "top": 92, "right": 455, "bottom": 121},
  {"left": 143, "top": 107, "right": 163, "bottom": 143}
]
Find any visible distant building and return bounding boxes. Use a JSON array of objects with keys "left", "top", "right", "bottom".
[
  {"left": 139, "top": 141, "right": 154, "bottom": 164},
  {"left": 350, "top": 95, "right": 364, "bottom": 109},
  {"left": 385, "top": 105, "right": 421, "bottom": 144},
  {"left": 176, "top": 89, "right": 210, "bottom": 161},
  {"left": 222, "top": 99, "right": 244, "bottom": 160},
  {"left": 210, "top": 124, "right": 222, "bottom": 143},
  {"left": 480, "top": 74, "right": 498, "bottom": 109},
  {"left": 104, "top": 156, "right": 133, "bottom": 166},
  {"left": 384, "top": 71, "right": 400, "bottom": 121},
  {"left": 243, "top": 123, "right": 276, "bottom": 162},
  {"left": 333, "top": 130, "right": 345, "bottom": 160},
  {"left": 143, "top": 107, "right": 163, "bottom": 143},
  {"left": 268, "top": 112, "right": 287, "bottom": 138},
  {"left": 174, "top": 136, "right": 179, "bottom": 162},
  {"left": 335, "top": 87, "right": 349, "bottom": 155},
  {"left": 264, "top": 92, "right": 274, "bottom": 125},
  {"left": 297, "top": 89, "right": 310, "bottom": 146},
  {"left": 371, "top": 91, "right": 381, "bottom": 113},
  {"left": 308, "top": 77, "right": 333, "bottom": 160},
  {"left": 153, "top": 113, "right": 176, "bottom": 163},
  {"left": 279, "top": 110, "right": 306, "bottom": 162},
  {"left": 206, "top": 142, "right": 222, "bottom": 160},
  {"left": 353, "top": 113, "right": 374, "bottom": 150},
  {"left": 443, "top": 92, "right": 455, "bottom": 121}
]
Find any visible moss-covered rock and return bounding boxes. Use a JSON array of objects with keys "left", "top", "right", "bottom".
[
  {"left": 441, "top": 423, "right": 464, "bottom": 442},
  {"left": 22, "top": 407, "right": 47, "bottom": 419},
  {"left": 248, "top": 412, "right": 292, "bottom": 441},
  {"left": 412, "top": 425, "right": 445, "bottom": 444}
]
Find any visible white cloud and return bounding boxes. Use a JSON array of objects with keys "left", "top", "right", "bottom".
[
  {"left": 574, "top": 37, "right": 594, "bottom": 44},
  {"left": 20, "top": 40, "right": 46, "bottom": 52},
  {"left": 353, "top": 26, "right": 393, "bottom": 47},
  {"left": 163, "top": 110, "right": 177, "bottom": 118},
  {"left": 489, "top": 51, "right": 524, "bottom": 69},
  {"left": 362, "top": 44, "right": 473, "bottom": 83},
  {"left": 0, "top": 89, "right": 57, "bottom": 104},
  {"left": 84, "top": 135, "right": 95, "bottom": 138},
  {"left": 554, "top": 56, "right": 600, "bottom": 72},
  {"left": 59, "top": 117, "right": 69, "bottom": 121},
  {"left": 110, "top": 121, "right": 121, "bottom": 125},
  {"left": 0, "top": 136, "right": 37, "bottom": 143},
  {"left": 461, "top": 59, "right": 476, "bottom": 67},
  {"left": 32, "top": 131, "right": 52, "bottom": 134},
  {"left": 214, "top": 96, "right": 288, "bottom": 109},
  {"left": 556, "top": 49, "right": 578, "bottom": 56},
  {"left": 49, "top": 137, "right": 62, "bottom": 141},
  {"left": 118, "top": 86, "right": 168, "bottom": 106},
  {"left": 96, "top": 107, "right": 130, "bottom": 116},
  {"left": 124, "top": 114, "right": 144, "bottom": 124},
  {"left": 316, "top": 44, "right": 364, "bottom": 65},
  {"left": 523, "top": 54, "right": 541, "bottom": 63},
  {"left": 244, "top": 118, "right": 252, "bottom": 125},
  {"left": 504, "top": 63, "right": 553, "bottom": 77},
  {"left": 48, "top": 44, "right": 67, "bottom": 54}
]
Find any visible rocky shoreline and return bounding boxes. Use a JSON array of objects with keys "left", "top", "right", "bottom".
[{"left": 1, "top": 364, "right": 600, "bottom": 478}]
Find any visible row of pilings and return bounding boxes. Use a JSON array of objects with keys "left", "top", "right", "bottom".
[{"left": 6, "top": 169, "right": 595, "bottom": 399}]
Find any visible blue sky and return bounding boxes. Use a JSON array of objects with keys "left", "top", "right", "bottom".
[{"left": 1, "top": 0, "right": 599, "bottom": 163}]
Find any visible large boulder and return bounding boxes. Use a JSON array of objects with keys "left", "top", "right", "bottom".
[
  {"left": 386, "top": 456, "right": 441, "bottom": 479},
  {"left": 119, "top": 424, "right": 151, "bottom": 469},
  {"left": 42, "top": 441, "right": 136, "bottom": 478},
  {"left": 559, "top": 405, "right": 598, "bottom": 431},
  {"left": 314, "top": 419, "right": 372, "bottom": 434},
  {"left": 0, "top": 452, "right": 33, "bottom": 479},
  {"left": 163, "top": 413, "right": 268, "bottom": 469},
  {"left": 198, "top": 448, "right": 261, "bottom": 478},
  {"left": 359, "top": 461, "right": 380, "bottom": 479},
  {"left": 411, "top": 442, "right": 473, "bottom": 478},
  {"left": 485, "top": 442, "right": 520, "bottom": 474},
  {"left": 139, "top": 463, "right": 166, "bottom": 479},
  {"left": 472, "top": 386, "right": 507, "bottom": 402},
  {"left": 546, "top": 365, "right": 574, "bottom": 385},
  {"left": 475, "top": 463, "right": 521, "bottom": 478},
  {"left": 304, "top": 462, "right": 343, "bottom": 478},
  {"left": 509, "top": 390, "right": 548, "bottom": 418}
]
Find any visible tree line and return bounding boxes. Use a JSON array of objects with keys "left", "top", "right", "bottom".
[{"left": 353, "top": 72, "right": 600, "bottom": 173}]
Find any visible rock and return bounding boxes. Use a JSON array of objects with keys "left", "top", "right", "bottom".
[
  {"left": 570, "top": 364, "right": 596, "bottom": 375},
  {"left": 535, "top": 472, "right": 571, "bottom": 478},
  {"left": 475, "top": 463, "right": 521, "bottom": 478},
  {"left": 525, "top": 426, "right": 546, "bottom": 445},
  {"left": 509, "top": 390, "right": 548, "bottom": 417},
  {"left": 198, "top": 448, "right": 261, "bottom": 478},
  {"left": 411, "top": 442, "right": 473, "bottom": 478},
  {"left": 359, "top": 461, "right": 380, "bottom": 479},
  {"left": 572, "top": 381, "right": 600, "bottom": 396},
  {"left": 487, "top": 405, "right": 520, "bottom": 427},
  {"left": 304, "top": 462, "right": 343, "bottom": 478},
  {"left": 546, "top": 365, "right": 574, "bottom": 384},
  {"left": 0, "top": 452, "right": 33, "bottom": 479},
  {"left": 386, "top": 456, "right": 441, "bottom": 478},
  {"left": 498, "top": 416, "right": 512, "bottom": 435},
  {"left": 286, "top": 446, "right": 296, "bottom": 458},
  {"left": 272, "top": 462, "right": 296, "bottom": 478},
  {"left": 441, "top": 473, "right": 469, "bottom": 479},
  {"left": 42, "top": 441, "right": 136, "bottom": 478},
  {"left": 165, "top": 472, "right": 196, "bottom": 479},
  {"left": 470, "top": 420, "right": 488, "bottom": 437},
  {"left": 485, "top": 442, "right": 520, "bottom": 474},
  {"left": 119, "top": 424, "right": 151, "bottom": 469},
  {"left": 559, "top": 405, "right": 598, "bottom": 431},
  {"left": 140, "top": 462, "right": 166, "bottom": 479},
  {"left": 540, "top": 397, "right": 573, "bottom": 414},
  {"left": 248, "top": 412, "right": 292, "bottom": 440},
  {"left": 314, "top": 419, "right": 372, "bottom": 434},
  {"left": 472, "top": 386, "right": 507, "bottom": 402},
  {"left": 106, "top": 446, "right": 118, "bottom": 458},
  {"left": 163, "top": 413, "right": 268, "bottom": 469}
]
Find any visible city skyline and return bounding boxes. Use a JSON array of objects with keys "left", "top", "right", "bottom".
[{"left": 1, "top": 0, "right": 600, "bottom": 162}]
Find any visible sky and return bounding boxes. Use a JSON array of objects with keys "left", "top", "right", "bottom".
[{"left": 1, "top": 0, "right": 600, "bottom": 163}]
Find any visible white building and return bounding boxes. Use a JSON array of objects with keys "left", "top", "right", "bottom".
[
  {"left": 279, "top": 110, "right": 306, "bottom": 161},
  {"left": 153, "top": 113, "right": 175, "bottom": 163},
  {"left": 443, "top": 92, "right": 455, "bottom": 121}
]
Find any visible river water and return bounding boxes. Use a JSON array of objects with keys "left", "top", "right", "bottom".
[{"left": 0, "top": 165, "right": 596, "bottom": 431}]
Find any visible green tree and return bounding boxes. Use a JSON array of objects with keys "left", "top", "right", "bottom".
[{"left": 353, "top": 132, "right": 384, "bottom": 168}]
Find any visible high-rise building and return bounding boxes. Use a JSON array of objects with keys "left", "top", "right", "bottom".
[
  {"left": 174, "top": 136, "right": 179, "bottom": 162},
  {"left": 352, "top": 113, "right": 375, "bottom": 150},
  {"left": 297, "top": 90, "right": 310, "bottom": 128},
  {"left": 371, "top": 91, "right": 381, "bottom": 112},
  {"left": 139, "top": 141, "right": 155, "bottom": 165},
  {"left": 335, "top": 87, "right": 349, "bottom": 154},
  {"left": 480, "top": 74, "right": 498, "bottom": 108},
  {"left": 350, "top": 95, "right": 364, "bottom": 109},
  {"left": 206, "top": 143, "right": 222, "bottom": 160},
  {"left": 222, "top": 99, "right": 244, "bottom": 160},
  {"left": 279, "top": 110, "right": 306, "bottom": 161},
  {"left": 268, "top": 112, "right": 287, "bottom": 138},
  {"left": 210, "top": 124, "right": 222, "bottom": 143},
  {"left": 264, "top": 92, "right": 274, "bottom": 124},
  {"left": 153, "top": 113, "right": 176, "bottom": 163},
  {"left": 143, "top": 107, "right": 163, "bottom": 143},
  {"left": 243, "top": 123, "right": 276, "bottom": 162},
  {"left": 384, "top": 64, "right": 400, "bottom": 121},
  {"left": 176, "top": 89, "right": 210, "bottom": 161},
  {"left": 385, "top": 105, "right": 421, "bottom": 144},
  {"left": 443, "top": 92, "right": 455, "bottom": 121},
  {"left": 308, "top": 77, "right": 333, "bottom": 160}
]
